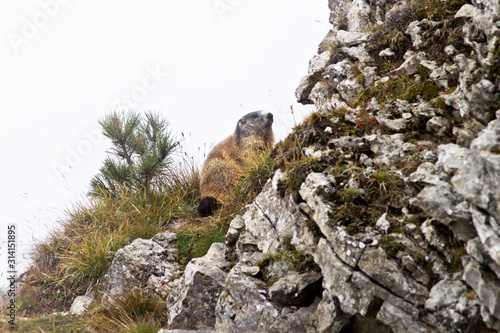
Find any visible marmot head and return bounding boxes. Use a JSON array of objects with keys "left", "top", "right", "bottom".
[{"left": 235, "top": 111, "right": 274, "bottom": 144}]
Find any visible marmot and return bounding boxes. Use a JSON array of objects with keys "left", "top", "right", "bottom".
[{"left": 198, "top": 111, "right": 274, "bottom": 216}]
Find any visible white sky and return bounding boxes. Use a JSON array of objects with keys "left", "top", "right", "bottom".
[{"left": 0, "top": 0, "right": 330, "bottom": 289}]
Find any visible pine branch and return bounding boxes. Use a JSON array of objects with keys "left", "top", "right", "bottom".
[{"left": 90, "top": 110, "right": 180, "bottom": 196}]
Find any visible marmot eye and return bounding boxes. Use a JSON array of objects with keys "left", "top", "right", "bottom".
[{"left": 252, "top": 115, "right": 258, "bottom": 119}]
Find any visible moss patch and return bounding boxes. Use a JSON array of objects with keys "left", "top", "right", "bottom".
[{"left": 257, "top": 250, "right": 320, "bottom": 286}]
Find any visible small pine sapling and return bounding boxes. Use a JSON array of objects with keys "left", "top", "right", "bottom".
[{"left": 90, "top": 111, "right": 179, "bottom": 196}]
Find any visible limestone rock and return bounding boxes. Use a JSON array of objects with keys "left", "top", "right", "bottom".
[
  {"left": 103, "top": 233, "right": 179, "bottom": 304},
  {"left": 216, "top": 264, "right": 318, "bottom": 333},
  {"left": 358, "top": 246, "right": 428, "bottom": 305},
  {"left": 413, "top": 181, "right": 475, "bottom": 242},
  {"left": 269, "top": 271, "right": 323, "bottom": 305},
  {"left": 425, "top": 278, "right": 467, "bottom": 311},
  {"left": 69, "top": 295, "right": 93, "bottom": 316},
  {"left": 426, "top": 116, "right": 452, "bottom": 137},
  {"left": 452, "top": 118, "right": 500, "bottom": 223},
  {"left": 167, "top": 243, "right": 230, "bottom": 330},
  {"left": 336, "top": 30, "right": 369, "bottom": 46},
  {"left": 435, "top": 144, "right": 468, "bottom": 175},
  {"left": 406, "top": 20, "right": 440, "bottom": 49},
  {"left": 462, "top": 256, "right": 500, "bottom": 329}
]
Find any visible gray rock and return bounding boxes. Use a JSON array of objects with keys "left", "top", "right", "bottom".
[
  {"left": 269, "top": 271, "right": 323, "bottom": 305},
  {"left": 336, "top": 30, "right": 369, "bottom": 46},
  {"left": 462, "top": 256, "right": 500, "bottom": 329},
  {"left": 436, "top": 144, "right": 468, "bottom": 175},
  {"left": 216, "top": 265, "right": 318, "bottom": 333},
  {"left": 392, "top": 51, "right": 426, "bottom": 76},
  {"left": 103, "top": 233, "right": 179, "bottom": 304},
  {"left": 375, "top": 213, "right": 390, "bottom": 233},
  {"left": 308, "top": 50, "right": 333, "bottom": 76},
  {"left": 425, "top": 279, "right": 467, "bottom": 311},
  {"left": 430, "top": 65, "right": 450, "bottom": 89},
  {"left": 341, "top": 45, "right": 371, "bottom": 63},
  {"left": 377, "top": 301, "right": 434, "bottom": 333},
  {"left": 338, "top": 76, "right": 364, "bottom": 105},
  {"left": 347, "top": 0, "right": 372, "bottom": 32},
  {"left": 452, "top": 118, "right": 500, "bottom": 232},
  {"left": 366, "top": 133, "right": 406, "bottom": 167},
  {"left": 413, "top": 181, "right": 475, "bottom": 242},
  {"left": 379, "top": 48, "right": 395, "bottom": 57},
  {"left": 358, "top": 247, "right": 429, "bottom": 305},
  {"left": 406, "top": 20, "right": 439, "bottom": 49},
  {"left": 408, "top": 162, "right": 441, "bottom": 185},
  {"left": 426, "top": 116, "right": 452, "bottom": 137},
  {"left": 167, "top": 243, "right": 230, "bottom": 330},
  {"left": 69, "top": 295, "right": 93, "bottom": 315}
]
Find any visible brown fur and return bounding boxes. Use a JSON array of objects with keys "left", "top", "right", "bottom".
[{"left": 198, "top": 111, "right": 274, "bottom": 215}]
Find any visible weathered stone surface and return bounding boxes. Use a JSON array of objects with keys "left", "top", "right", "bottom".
[
  {"left": 406, "top": 20, "right": 440, "bottom": 49},
  {"left": 103, "top": 232, "right": 179, "bottom": 304},
  {"left": 425, "top": 278, "right": 467, "bottom": 311},
  {"left": 69, "top": 295, "right": 93, "bottom": 315},
  {"left": 167, "top": 243, "right": 229, "bottom": 330},
  {"left": 358, "top": 247, "right": 428, "bottom": 305},
  {"left": 436, "top": 144, "right": 469, "bottom": 175},
  {"left": 426, "top": 116, "right": 452, "bottom": 137},
  {"left": 377, "top": 301, "right": 434, "bottom": 333},
  {"left": 336, "top": 30, "right": 369, "bottom": 46},
  {"left": 453, "top": 118, "right": 500, "bottom": 223},
  {"left": 366, "top": 133, "right": 406, "bottom": 167},
  {"left": 462, "top": 256, "right": 500, "bottom": 329},
  {"left": 216, "top": 263, "right": 319, "bottom": 333},
  {"left": 269, "top": 271, "right": 323, "bottom": 305},
  {"left": 413, "top": 181, "right": 475, "bottom": 242}
]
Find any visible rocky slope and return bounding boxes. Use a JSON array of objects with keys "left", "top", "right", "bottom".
[{"left": 90, "top": 0, "right": 500, "bottom": 332}]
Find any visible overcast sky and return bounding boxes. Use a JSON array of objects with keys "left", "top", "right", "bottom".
[{"left": 0, "top": 1, "right": 330, "bottom": 287}]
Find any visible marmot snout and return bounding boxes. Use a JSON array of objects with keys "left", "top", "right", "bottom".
[{"left": 198, "top": 111, "right": 274, "bottom": 216}]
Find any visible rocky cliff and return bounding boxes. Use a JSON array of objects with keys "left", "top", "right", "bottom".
[{"left": 96, "top": 0, "right": 500, "bottom": 332}]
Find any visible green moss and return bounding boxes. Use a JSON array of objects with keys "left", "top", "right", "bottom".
[
  {"left": 405, "top": 213, "right": 429, "bottom": 226},
  {"left": 257, "top": 250, "right": 319, "bottom": 286},
  {"left": 282, "top": 157, "right": 328, "bottom": 201},
  {"left": 357, "top": 68, "right": 441, "bottom": 106},
  {"left": 490, "top": 147, "right": 500, "bottom": 154},
  {"left": 392, "top": 226, "right": 403, "bottom": 233},
  {"left": 380, "top": 235, "right": 405, "bottom": 259},
  {"left": 412, "top": 249, "right": 426, "bottom": 264},
  {"left": 346, "top": 222, "right": 361, "bottom": 235},
  {"left": 446, "top": 246, "right": 466, "bottom": 272},
  {"left": 433, "top": 97, "right": 447, "bottom": 110},
  {"left": 176, "top": 228, "right": 226, "bottom": 268},
  {"left": 464, "top": 290, "right": 477, "bottom": 300}
]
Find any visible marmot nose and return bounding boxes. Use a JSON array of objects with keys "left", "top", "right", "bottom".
[{"left": 266, "top": 113, "right": 273, "bottom": 123}]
